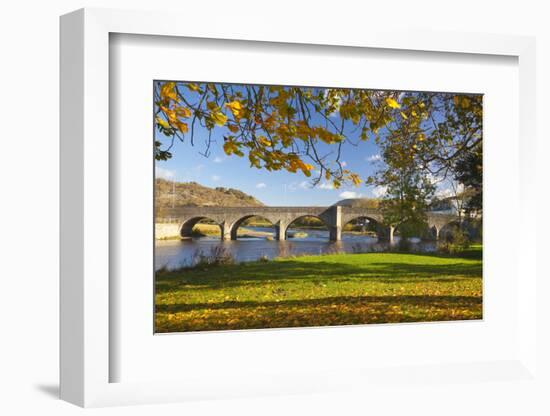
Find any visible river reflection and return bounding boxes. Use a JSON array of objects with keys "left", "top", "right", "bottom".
[{"left": 155, "top": 227, "right": 436, "bottom": 270}]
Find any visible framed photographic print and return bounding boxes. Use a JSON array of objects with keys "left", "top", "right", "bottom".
[{"left": 60, "top": 7, "right": 542, "bottom": 409}]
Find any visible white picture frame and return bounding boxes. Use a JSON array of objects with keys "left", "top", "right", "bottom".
[{"left": 60, "top": 7, "right": 540, "bottom": 408}]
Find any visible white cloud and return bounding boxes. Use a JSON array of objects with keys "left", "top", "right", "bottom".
[
  {"left": 366, "top": 154, "right": 381, "bottom": 162},
  {"left": 319, "top": 182, "right": 334, "bottom": 190},
  {"left": 211, "top": 175, "right": 221, "bottom": 182},
  {"left": 339, "top": 191, "right": 362, "bottom": 199},
  {"left": 287, "top": 181, "right": 310, "bottom": 191},
  {"left": 155, "top": 166, "right": 175, "bottom": 179},
  {"left": 372, "top": 185, "right": 387, "bottom": 198},
  {"left": 213, "top": 156, "right": 224, "bottom": 163},
  {"left": 341, "top": 161, "right": 347, "bottom": 167},
  {"left": 256, "top": 182, "right": 267, "bottom": 189}
]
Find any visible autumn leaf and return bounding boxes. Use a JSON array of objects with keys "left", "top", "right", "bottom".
[
  {"left": 175, "top": 121, "right": 188, "bottom": 133},
  {"left": 300, "top": 162, "right": 314, "bottom": 176},
  {"left": 210, "top": 112, "right": 228, "bottom": 126},
  {"left": 223, "top": 141, "right": 237, "bottom": 155},
  {"left": 160, "top": 82, "right": 178, "bottom": 102},
  {"left": 227, "top": 124, "right": 240, "bottom": 133},
  {"left": 385, "top": 97, "right": 401, "bottom": 109},
  {"left": 224, "top": 101, "right": 243, "bottom": 118},
  {"left": 175, "top": 106, "right": 192, "bottom": 118},
  {"left": 155, "top": 116, "right": 170, "bottom": 129},
  {"left": 248, "top": 152, "right": 261, "bottom": 168},
  {"left": 349, "top": 173, "right": 362, "bottom": 186},
  {"left": 223, "top": 140, "right": 243, "bottom": 156},
  {"left": 187, "top": 83, "right": 201, "bottom": 92},
  {"left": 257, "top": 136, "right": 272, "bottom": 147}
]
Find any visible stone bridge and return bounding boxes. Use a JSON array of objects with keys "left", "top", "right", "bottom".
[{"left": 162, "top": 206, "right": 458, "bottom": 242}]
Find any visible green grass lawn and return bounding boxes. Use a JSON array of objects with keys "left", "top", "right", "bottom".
[{"left": 155, "top": 246, "right": 483, "bottom": 332}]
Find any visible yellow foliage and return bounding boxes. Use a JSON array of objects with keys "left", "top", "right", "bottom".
[
  {"left": 210, "top": 112, "right": 228, "bottom": 126},
  {"left": 175, "top": 106, "right": 192, "bottom": 118},
  {"left": 257, "top": 136, "right": 272, "bottom": 147},
  {"left": 223, "top": 141, "right": 238, "bottom": 155},
  {"left": 160, "top": 82, "right": 178, "bottom": 102},
  {"left": 156, "top": 116, "right": 170, "bottom": 129},
  {"left": 315, "top": 127, "right": 342, "bottom": 144},
  {"left": 175, "top": 121, "right": 188, "bottom": 134},
  {"left": 385, "top": 97, "right": 401, "bottom": 109},
  {"left": 287, "top": 157, "right": 314, "bottom": 176},
  {"left": 224, "top": 101, "right": 243, "bottom": 118},
  {"left": 349, "top": 173, "right": 362, "bottom": 186},
  {"left": 248, "top": 151, "right": 262, "bottom": 168}
]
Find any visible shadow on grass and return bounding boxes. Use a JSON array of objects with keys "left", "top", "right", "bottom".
[
  {"left": 156, "top": 257, "right": 482, "bottom": 291},
  {"left": 156, "top": 294, "right": 482, "bottom": 314}
]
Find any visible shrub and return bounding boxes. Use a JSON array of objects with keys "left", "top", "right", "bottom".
[
  {"left": 438, "top": 225, "right": 471, "bottom": 254},
  {"left": 396, "top": 237, "right": 412, "bottom": 252},
  {"left": 192, "top": 245, "right": 235, "bottom": 268}
]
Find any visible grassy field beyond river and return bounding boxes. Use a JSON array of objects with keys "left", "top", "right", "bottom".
[{"left": 155, "top": 246, "right": 482, "bottom": 332}]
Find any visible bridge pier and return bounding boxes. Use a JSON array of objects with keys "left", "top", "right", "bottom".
[
  {"left": 389, "top": 225, "right": 395, "bottom": 243},
  {"left": 328, "top": 205, "right": 342, "bottom": 242},
  {"left": 275, "top": 222, "right": 286, "bottom": 241},
  {"left": 221, "top": 221, "right": 232, "bottom": 241},
  {"left": 329, "top": 226, "right": 341, "bottom": 242}
]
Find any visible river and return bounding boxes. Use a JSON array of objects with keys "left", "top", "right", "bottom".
[{"left": 155, "top": 226, "right": 437, "bottom": 270}]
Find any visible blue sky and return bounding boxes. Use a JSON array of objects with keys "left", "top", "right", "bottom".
[
  {"left": 156, "top": 135, "right": 385, "bottom": 206},
  {"left": 155, "top": 83, "right": 456, "bottom": 207}
]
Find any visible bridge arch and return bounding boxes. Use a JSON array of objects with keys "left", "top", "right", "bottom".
[
  {"left": 284, "top": 215, "right": 331, "bottom": 240},
  {"left": 179, "top": 216, "right": 222, "bottom": 239},
  {"left": 229, "top": 215, "right": 276, "bottom": 240},
  {"left": 341, "top": 215, "right": 386, "bottom": 239},
  {"left": 437, "top": 219, "right": 480, "bottom": 242}
]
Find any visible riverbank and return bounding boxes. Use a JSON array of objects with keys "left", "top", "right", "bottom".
[
  {"left": 155, "top": 223, "right": 275, "bottom": 240},
  {"left": 155, "top": 245, "right": 483, "bottom": 332},
  {"left": 156, "top": 223, "right": 313, "bottom": 240}
]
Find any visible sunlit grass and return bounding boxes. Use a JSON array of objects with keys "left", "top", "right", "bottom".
[{"left": 155, "top": 246, "right": 482, "bottom": 332}]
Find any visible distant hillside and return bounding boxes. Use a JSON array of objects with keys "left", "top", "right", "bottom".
[{"left": 155, "top": 179, "right": 263, "bottom": 215}]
